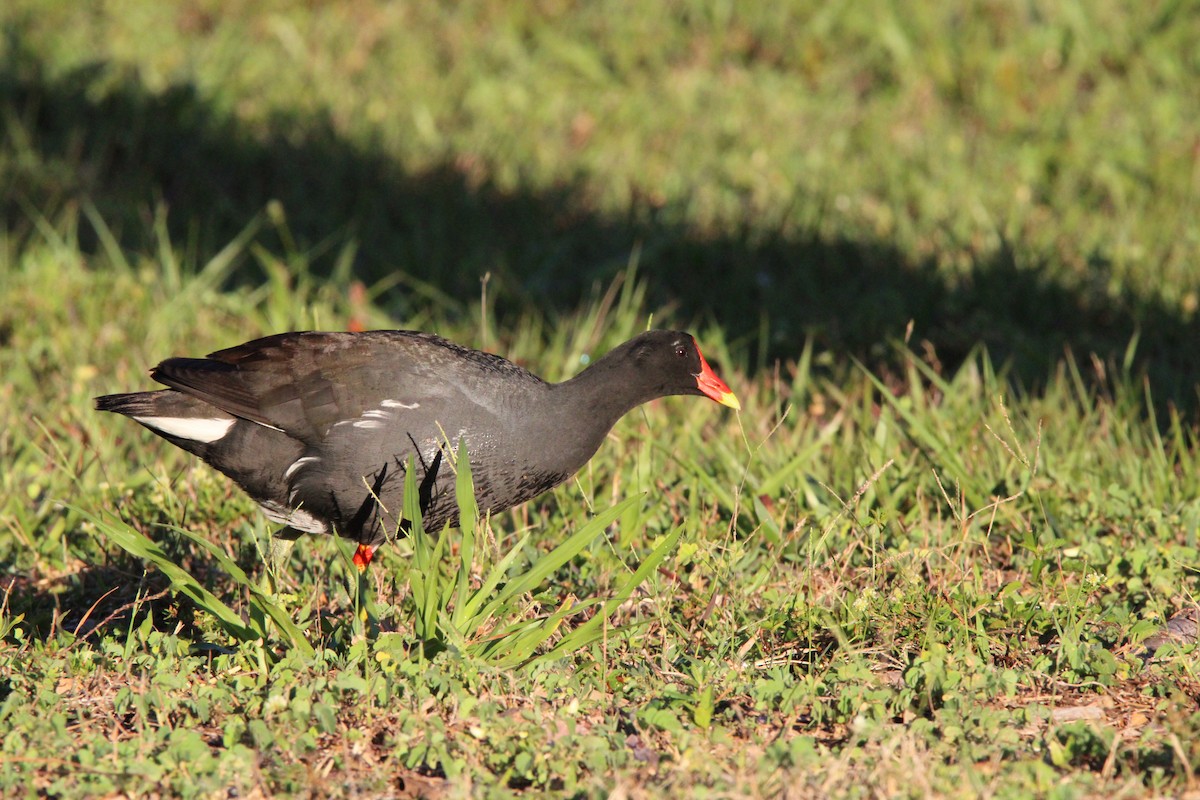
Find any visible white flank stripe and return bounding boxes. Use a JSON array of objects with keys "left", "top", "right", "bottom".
[
  {"left": 284, "top": 456, "right": 319, "bottom": 479},
  {"left": 352, "top": 419, "right": 384, "bottom": 430},
  {"left": 133, "top": 416, "right": 235, "bottom": 443},
  {"left": 381, "top": 399, "right": 420, "bottom": 409}
]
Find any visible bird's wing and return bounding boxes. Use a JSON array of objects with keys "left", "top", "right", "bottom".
[{"left": 149, "top": 331, "right": 463, "bottom": 444}]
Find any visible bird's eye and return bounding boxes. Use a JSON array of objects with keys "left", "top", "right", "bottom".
[{"left": 674, "top": 346, "right": 687, "bottom": 358}]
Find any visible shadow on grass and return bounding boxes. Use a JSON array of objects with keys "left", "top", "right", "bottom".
[
  {"left": 6, "top": 561, "right": 177, "bottom": 642},
  {"left": 5, "top": 37, "right": 1200, "bottom": 412},
  {"left": 6, "top": 520, "right": 264, "bottom": 643}
]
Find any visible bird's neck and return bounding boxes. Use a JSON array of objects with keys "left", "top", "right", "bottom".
[{"left": 529, "top": 348, "right": 653, "bottom": 474}]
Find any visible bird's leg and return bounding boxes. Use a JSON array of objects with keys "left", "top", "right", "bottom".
[
  {"left": 353, "top": 543, "right": 375, "bottom": 572},
  {"left": 351, "top": 542, "right": 380, "bottom": 638},
  {"left": 266, "top": 526, "right": 304, "bottom": 592}
]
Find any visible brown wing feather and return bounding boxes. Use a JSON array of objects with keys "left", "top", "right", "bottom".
[
  {"left": 149, "top": 331, "right": 514, "bottom": 444},
  {"left": 149, "top": 358, "right": 279, "bottom": 426}
]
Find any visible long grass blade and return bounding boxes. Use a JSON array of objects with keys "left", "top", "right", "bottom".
[{"left": 84, "top": 510, "right": 257, "bottom": 643}]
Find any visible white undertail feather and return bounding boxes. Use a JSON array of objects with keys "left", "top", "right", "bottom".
[
  {"left": 132, "top": 416, "right": 235, "bottom": 443},
  {"left": 259, "top": 501, "right": 328, "bottom": 534}
]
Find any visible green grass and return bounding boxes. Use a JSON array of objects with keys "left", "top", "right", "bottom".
[{"left": 3, "top": 1, "right": 1200, "bottom": 797}]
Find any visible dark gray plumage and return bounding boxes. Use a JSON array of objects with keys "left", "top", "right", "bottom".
[{"left": 96, "top": 329, "right": 739, "bottom": 567}]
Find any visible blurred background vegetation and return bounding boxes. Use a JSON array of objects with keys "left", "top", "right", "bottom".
[{"left": 4, "top": 0, "right": 1197, "bottom": 397}]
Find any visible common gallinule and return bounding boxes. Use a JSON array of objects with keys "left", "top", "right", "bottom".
[{"left": 96, "top": 329, "right": 739, "bottom": 568}]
